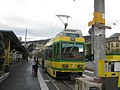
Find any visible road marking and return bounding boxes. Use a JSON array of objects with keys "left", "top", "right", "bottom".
[
  {"left": 84, "top": 70, "right": 94, "bottom": 74},
  {"left": 38, "top": 69, "right": 49, "bottom": 90},
  {"left": 83, "top": 70, "right": 94, "bottom": 80},
  {"left": 83, "top": 74, "right": 94, "bottom": 80},
  {"left": 44, "top": 80, "right": 50, "bottom": 82},
  {"left": 0, "top": 72, "right": 10, "bottom": 83}
]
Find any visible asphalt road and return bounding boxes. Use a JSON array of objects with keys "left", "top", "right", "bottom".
[{"left": 0, "top": 60, "right": 41, "bottom": 90}]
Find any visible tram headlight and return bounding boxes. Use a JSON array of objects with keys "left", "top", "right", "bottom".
[
  {"left": 78, "top": 65, "right": 83, "bottom": 68},
  {"left": 62, "top": 64, "right": 68, "bottom": 68}
]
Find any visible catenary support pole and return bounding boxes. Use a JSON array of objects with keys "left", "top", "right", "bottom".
[{"left": 89, "top": 0, "right": 106, "bottom": 80}]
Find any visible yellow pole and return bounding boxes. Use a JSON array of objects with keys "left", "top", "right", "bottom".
[
  {"left": 118, "top": 73, "right": 120, "bottom": 89},
  {"left": 7, "top": 39, "right": 11, "bottom": 65}
]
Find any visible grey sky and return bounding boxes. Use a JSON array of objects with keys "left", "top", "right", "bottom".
[{"left": 0, "top": 0, "right": 120, "bottom": 41}]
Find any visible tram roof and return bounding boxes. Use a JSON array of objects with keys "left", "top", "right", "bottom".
[
  {"left": 45, "top": 36, "right": 85, "bottom": 46},
  {"left": 0, "top": 30, "right": 26, "bottom": 52}
]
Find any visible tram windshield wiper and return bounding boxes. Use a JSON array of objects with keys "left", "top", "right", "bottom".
[
  {"left": 69, "top": 43, "right": 75, "bottom": 52},
  {"left": 63, "top": 43, "right": 68, "bottom": 53}
]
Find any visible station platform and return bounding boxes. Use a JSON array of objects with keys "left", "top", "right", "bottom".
[{"left": 0, "top": 60, "right": 58, "bottom": 90}]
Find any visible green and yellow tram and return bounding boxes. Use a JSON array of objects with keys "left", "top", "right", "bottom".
[{"left": 42, "top": 29, "right": 86, "bottom": 78}]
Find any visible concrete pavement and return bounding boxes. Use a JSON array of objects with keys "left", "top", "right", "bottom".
[
  {"left": 0, "top": 60, "right": 41, "bottom": 90},
  {"left": 0, "top": 60, "right": 58, "bottom": 90}
]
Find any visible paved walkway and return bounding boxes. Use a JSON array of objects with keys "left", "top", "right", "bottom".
[{"left": 0, "top": 60, "right": 41, "bottom": 90}]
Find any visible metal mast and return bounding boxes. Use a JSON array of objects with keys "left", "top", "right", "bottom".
[
  {"left": 93, "top": 0, "right": 106, "bottom": 79},
  {"left": 25, "top": 28, "right": 27, "bottom": 48},
  {"left": 88, "top": 0, "right": 110, "bottom": 80},
  {"left": 88, "top": 0, "right": 106, "bottom": 80},
  {"left": 56, "top": 14, "right": 71, "bottom": 29}
]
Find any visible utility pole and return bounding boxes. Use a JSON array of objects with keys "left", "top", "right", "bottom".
[
  {"left": 88, "top": 0, "right": 106, "bottom": 80},
  {"left": 25, "top": 28, "right": 27, "bottom": 48},
  {"left": 24, "top": 28, "right": 28, "bottom": 61},
  {"left": 88, "top": 0, "right": 118, "bottom": 90}
]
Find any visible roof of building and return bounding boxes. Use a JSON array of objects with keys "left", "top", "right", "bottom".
[
  {"left": 83, "top": 35, "right": 91, "bottom": 38},
  {"left": 109, "top": 33, "right": 120, "bottom": 38},
  {"left": 0, "top": 30, "right": 26, "bottom": 52}
]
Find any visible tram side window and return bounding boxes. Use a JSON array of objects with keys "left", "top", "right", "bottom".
[
  {"left": 48, "top": 45, "right": 53, "bottom": 59},
  {"left": 45, "top": 49, "right": 48, "bottom": 60},
  {"left": 53, "top": 44, "right": 56, "bottom": 59},
  {"left": 56, "top": 43, "right": 60, "bottom": 60},
  {"left": 53, "top": 43, "right": 60, "bottom": 60}
]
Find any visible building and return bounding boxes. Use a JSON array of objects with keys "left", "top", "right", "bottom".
[
  {"left": 0, "top": 30, "right": 26, "bottom": 72},
  {"left": 84, "top": 33, "right": 120, "bottom": 54},
  {"left": 106, "top": 33, "right": 120, "bottom": 54}
]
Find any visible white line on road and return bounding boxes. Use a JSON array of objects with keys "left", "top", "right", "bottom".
[
  {"left": 38, "top": 69, "right": 49, "bottom": 90},
  {"left": 84, "top": 70, "right": 94, "bottom": 74}
]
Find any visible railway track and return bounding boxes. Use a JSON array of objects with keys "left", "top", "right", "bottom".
[
  {"left": 61, "top": 79, "right": 75, "bottom": 90},
  {"left": 45, "top": 72, "right": 75, "bottom": 90},
  {"left": 40, "top": 66, "right": 94, "bottom": 90},
  {"left": 44, "top": 69, "right": 94, "bottom": 90}
]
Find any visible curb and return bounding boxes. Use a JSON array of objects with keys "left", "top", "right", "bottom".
[{"left": 0, "top": 72, "right": 10, "bottom": 83}]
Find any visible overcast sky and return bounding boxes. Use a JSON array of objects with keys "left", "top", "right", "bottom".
[{"left": 0, "top": 0, "right": 120, "bottom": 41}]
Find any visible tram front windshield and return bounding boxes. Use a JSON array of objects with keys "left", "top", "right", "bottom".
[{"left": 61, "top": 42, "right": 84, "bottom": 60}]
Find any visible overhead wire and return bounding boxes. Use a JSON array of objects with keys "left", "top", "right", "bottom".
[
  {"left": 49, "top": 22, "right": 60, "bottom": 36},
  {"left": 45, "top": 16, "right": 63, "bottom": 38},
  {"left": 26, "top": 16, "right": 68, "bottom": 40},
  {"left": 44, "top": 16, "right": 56, "bottom": 37},
  {"left": 24, "top": 16, "right": 56, "bottom": 40}
]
